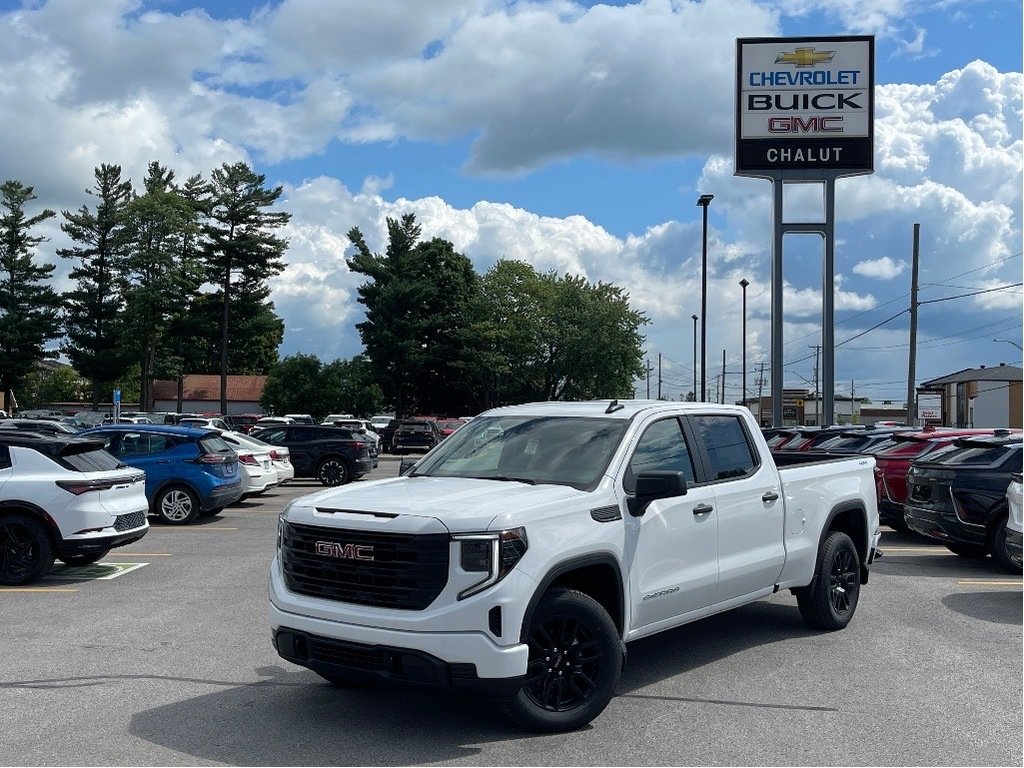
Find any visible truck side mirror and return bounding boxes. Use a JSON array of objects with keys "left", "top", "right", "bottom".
[{"left": 627, "top": 471, "right": 688, "bottom": 517}]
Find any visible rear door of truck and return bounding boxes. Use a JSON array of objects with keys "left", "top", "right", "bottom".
[{"left": 687, "top": 413, "right": 786, "bottom": 602}]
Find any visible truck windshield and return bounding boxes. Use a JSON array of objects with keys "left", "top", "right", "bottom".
[{"left": 411, "top": 415, "right": 629, "bottom": 491}]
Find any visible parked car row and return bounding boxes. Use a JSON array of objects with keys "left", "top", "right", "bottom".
[{"left": 766, "top": 424, "right": 1023, "bottom": 573}]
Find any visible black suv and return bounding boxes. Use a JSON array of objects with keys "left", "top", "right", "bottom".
[
  {"left": 392, "top": 419, "right": 441, "bottom": 454},
  {"left": 250, "top": 425, "right": 373, "bottom": 486},
  {"left": 904, "top": 433, "right": 1022, "bottom": 573}
]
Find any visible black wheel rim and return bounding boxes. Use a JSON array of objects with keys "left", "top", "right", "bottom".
[
  {"left": 320, "top": 460, "right": 346, "bottom": 485},
  {"left": 829, "top": 547, "right": 858, "bottom": 615},
  {"left": 524, "top": 615, "right": 603, "bottom": 712},
  {"left": 0, "top": 521, "right": 40, "bottom": 581}
]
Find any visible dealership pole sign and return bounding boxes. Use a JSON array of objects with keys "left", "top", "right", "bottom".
[
  {"left": 735, "top": 36, "right": 873, "bottom": 177},
  {"left": 733, "top": 35, "right": 874, "bottom": 428}
]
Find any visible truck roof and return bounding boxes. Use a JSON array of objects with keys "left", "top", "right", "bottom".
[{"left": 480, "top": 399, "right": 747, "bottom": 420}]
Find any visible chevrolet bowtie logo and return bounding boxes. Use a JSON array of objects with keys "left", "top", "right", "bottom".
[{"left": 776, "top": 47, "right": 835, "bottom": 67}]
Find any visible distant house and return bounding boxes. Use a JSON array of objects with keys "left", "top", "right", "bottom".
[
  {"left": 152, "top": 375, "right": 268, "bottom": 416},
  {"left": 920, "top": 364, "right": 1022, "bottom": 429}
]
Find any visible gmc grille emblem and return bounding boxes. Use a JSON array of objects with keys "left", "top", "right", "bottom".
[{"left": 315, "top": 541, "right": 375, "bottom": 561}]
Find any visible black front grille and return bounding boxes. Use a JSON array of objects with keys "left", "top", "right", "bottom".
[
  {"left": 281, "top": 522, "right": 450, "bottom": 610},
  {"left": 114, "top": 509, "right": 147, "bottom": 532}
]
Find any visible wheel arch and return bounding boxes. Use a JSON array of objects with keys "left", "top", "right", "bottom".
[
  {"left": 0, "top": 501, "right": 61, "bottom": 545},
  {"left": 817, "top": 501, "right": 870, "bottom": 584},
  {"left": 519, "top": 553, "right": 625, "bottom": 643}
]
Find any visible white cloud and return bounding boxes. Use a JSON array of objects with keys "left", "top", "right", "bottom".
[{"left": 853, "top": 257, "right": 907, "bottom": 279}]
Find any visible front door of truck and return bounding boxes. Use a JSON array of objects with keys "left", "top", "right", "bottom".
[{"left": 624, "top": 416, "right": 719, "bottom": 631}]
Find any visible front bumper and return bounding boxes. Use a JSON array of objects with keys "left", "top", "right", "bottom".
[
  {"left": 272, "top": 626, "right": 523, "bottom": 698},
  {"left": 268, "top": 558, "right": 530, "bottom": 681}
]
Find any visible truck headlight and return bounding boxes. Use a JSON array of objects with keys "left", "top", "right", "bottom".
[{"left": 453, "top": 527, "right": 528, "bottom": 599}]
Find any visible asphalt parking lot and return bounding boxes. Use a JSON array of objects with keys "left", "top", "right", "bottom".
[{"left": 2, "top": 456, "right": 1021, "bottom": 766}]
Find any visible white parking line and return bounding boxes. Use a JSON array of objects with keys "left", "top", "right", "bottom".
[
  {"left": 0, "top": 587, "right": 78, "bottom": 594},
  {"left": 147, "top": 527, "right": 238, "bottom": 531}
]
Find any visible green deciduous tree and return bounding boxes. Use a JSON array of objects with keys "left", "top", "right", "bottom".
[
  {"left": 203, "top": 162, "right": 290, "bottom": 414},
  {"left": 480, "top": 261, "right": 648, "bottom": 403},
  {"left": 259, "top": 353, "right": 324, "bottom": 418},
  {"left": 59, "top": 163, "right": 134, "bottom": 406},
  {"left": 347, "top": 214, "right": 484, "bottom": 417},
  {"left": 0, "top": 180, "right": 62, "bottom": 413}
]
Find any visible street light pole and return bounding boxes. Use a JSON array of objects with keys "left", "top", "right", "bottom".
[
  {"left": 696, "top": 194, "right": 714, "bottom": 402},
  {"left": 739, "top": 278, "right": 749, "bottom": 409},
  {"left": 994, "top": 338, "right": 1024, "bottom": 351},
  {"left": 691, "top": 314, "right": 698, "bottom": 401}
]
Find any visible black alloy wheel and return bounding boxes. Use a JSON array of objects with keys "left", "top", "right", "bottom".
[
  {"left": 505, "top": 588, "right": 620, "bottom": 732},
  {"left": 0, "top": 515, "right": 55, "bottom": 586},
  {"left": 796, "top": 530, "right": 861, "bottom": 631},
  {"left": 317, "top": 457, "right": 350, "bottom": 486}
]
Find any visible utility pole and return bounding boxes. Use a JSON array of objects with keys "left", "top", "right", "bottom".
[
  {"left": 646, "top": 358, "right": 651, "bottom": 399},
  {"left": 721, "top": 349, "right": 726, "bottom": 404},
  {"left": 809, "top": 345, "right": 821, "bottom": 426},
  {"left": 757, "top": 361, "right": 766, "bottom": 425},
  {"left": 658, "top": 353, "right": 663, "bottom": 400},
  {"left": 907, "top": 223, "right": 920, "bottom": 427}
]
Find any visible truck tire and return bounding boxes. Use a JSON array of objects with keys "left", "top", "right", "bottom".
[
  {"left": 990, "top": 516, "right": 1023, "bottom": 574},
  {"left": 504, "top": 587, "right": 621, "bottom": 733},
  {"left": 59, "top": 550, "right": 109, "bottom": 567},
  {"left": 0, "top": 514, "right": 55, "bottom": 586},
  {"left": 796, "top": 531, "right": 861, "bottom": 631}
]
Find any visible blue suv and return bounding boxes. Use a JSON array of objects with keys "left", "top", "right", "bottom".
[{"left": 80, "top": 424, "right": 243, "bottom": 525}]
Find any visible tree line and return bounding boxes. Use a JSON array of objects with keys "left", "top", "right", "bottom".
[
  {"left": 0, "top": 161, "right": 289, "bottom": 414},
  {"left": 260, "top": 214, "right": 648, "bottom": 419},
  {"left": 3, "top": 172, "right": 646, "bottom": 419}
]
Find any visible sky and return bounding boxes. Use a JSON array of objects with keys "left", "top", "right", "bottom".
[{"left": 0, "top": 0, "right": 1020, "bottom": 407}]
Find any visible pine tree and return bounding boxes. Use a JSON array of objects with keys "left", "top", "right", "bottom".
[
  {"left": 0, "top": 180, "right": 61, "bottom": 413},
  {"left": 202, "top": 162, "right": 289, "bottom": 413},
  {"left": 58, "top": 163, "right": 134, "bottom": 407}
]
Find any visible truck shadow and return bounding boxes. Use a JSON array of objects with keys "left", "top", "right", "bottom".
[{"left": 128, "top": 601, "right": 817, "bottom": 764}]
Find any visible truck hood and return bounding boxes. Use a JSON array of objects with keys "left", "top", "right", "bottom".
[{"left": 286, "top": 475, "right": 591, "bottom": 533}]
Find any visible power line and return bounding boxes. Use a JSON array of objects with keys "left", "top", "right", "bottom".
[{"left": 917, "top": 282, "right": 1023, "bottom": 305}]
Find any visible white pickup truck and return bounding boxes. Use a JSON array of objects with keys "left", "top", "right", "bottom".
[{"left": 269, "top": 400, "right": 880, "bottom": 732}]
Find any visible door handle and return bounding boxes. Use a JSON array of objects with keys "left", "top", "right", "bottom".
[
  {"left": 692, "top": 503, "right": 714, "bottom": 516},
  {"left": 762, "top": 491, "right": 779, "bottom": 502}
]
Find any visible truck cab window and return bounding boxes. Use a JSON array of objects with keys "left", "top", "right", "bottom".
[
  {"left": 692, "top": 415, "right": 758, "bottom": 480},
  {"left": 624, "top": 418, "right": 695, "bottom": 493}
]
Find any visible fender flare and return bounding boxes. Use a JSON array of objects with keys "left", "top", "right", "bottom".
[
  {"left": 0, "top": 500, "right": 61, "bottom": 543},
  {"left": 519, "top": 552, "right": 625, "bottom": 644},
  {"left": 805, "top": 500, "right": 870, "bottom": 589}
]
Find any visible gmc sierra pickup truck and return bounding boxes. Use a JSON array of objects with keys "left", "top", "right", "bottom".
[{"left": 269, "top": 401, "right": 880, "bottom": 732}]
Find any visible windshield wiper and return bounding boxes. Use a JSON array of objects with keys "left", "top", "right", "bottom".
[{"left": 487, "top": 475, "right": 537, "bottom": 485}]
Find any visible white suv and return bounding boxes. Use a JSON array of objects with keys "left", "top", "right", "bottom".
[{"left": 0, "top": 432, "right": 150, "bottom": 585}]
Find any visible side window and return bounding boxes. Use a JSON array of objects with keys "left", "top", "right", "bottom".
[
  {"left": 262, "top": 429, "right": 287, "bottom": 443},
  {"left": 0, "top": 445, "right": 10, "bottom": 469},
  {"left": 94, "top": 432, "right": 121, "bottom": 455},
  {"left": 692, "top": 415, "right": 759, "bottom": 480},
  {"left": 623, "top": 418, "right": 696, "bottom": 494}
]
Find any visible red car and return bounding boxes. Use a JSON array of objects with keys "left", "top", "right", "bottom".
[
  {"left": 435, "top": 418, "right": 467, "bottom": 439},
  {"left": 873, "top": 427, "right": 1020, "bottom": 530}
]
